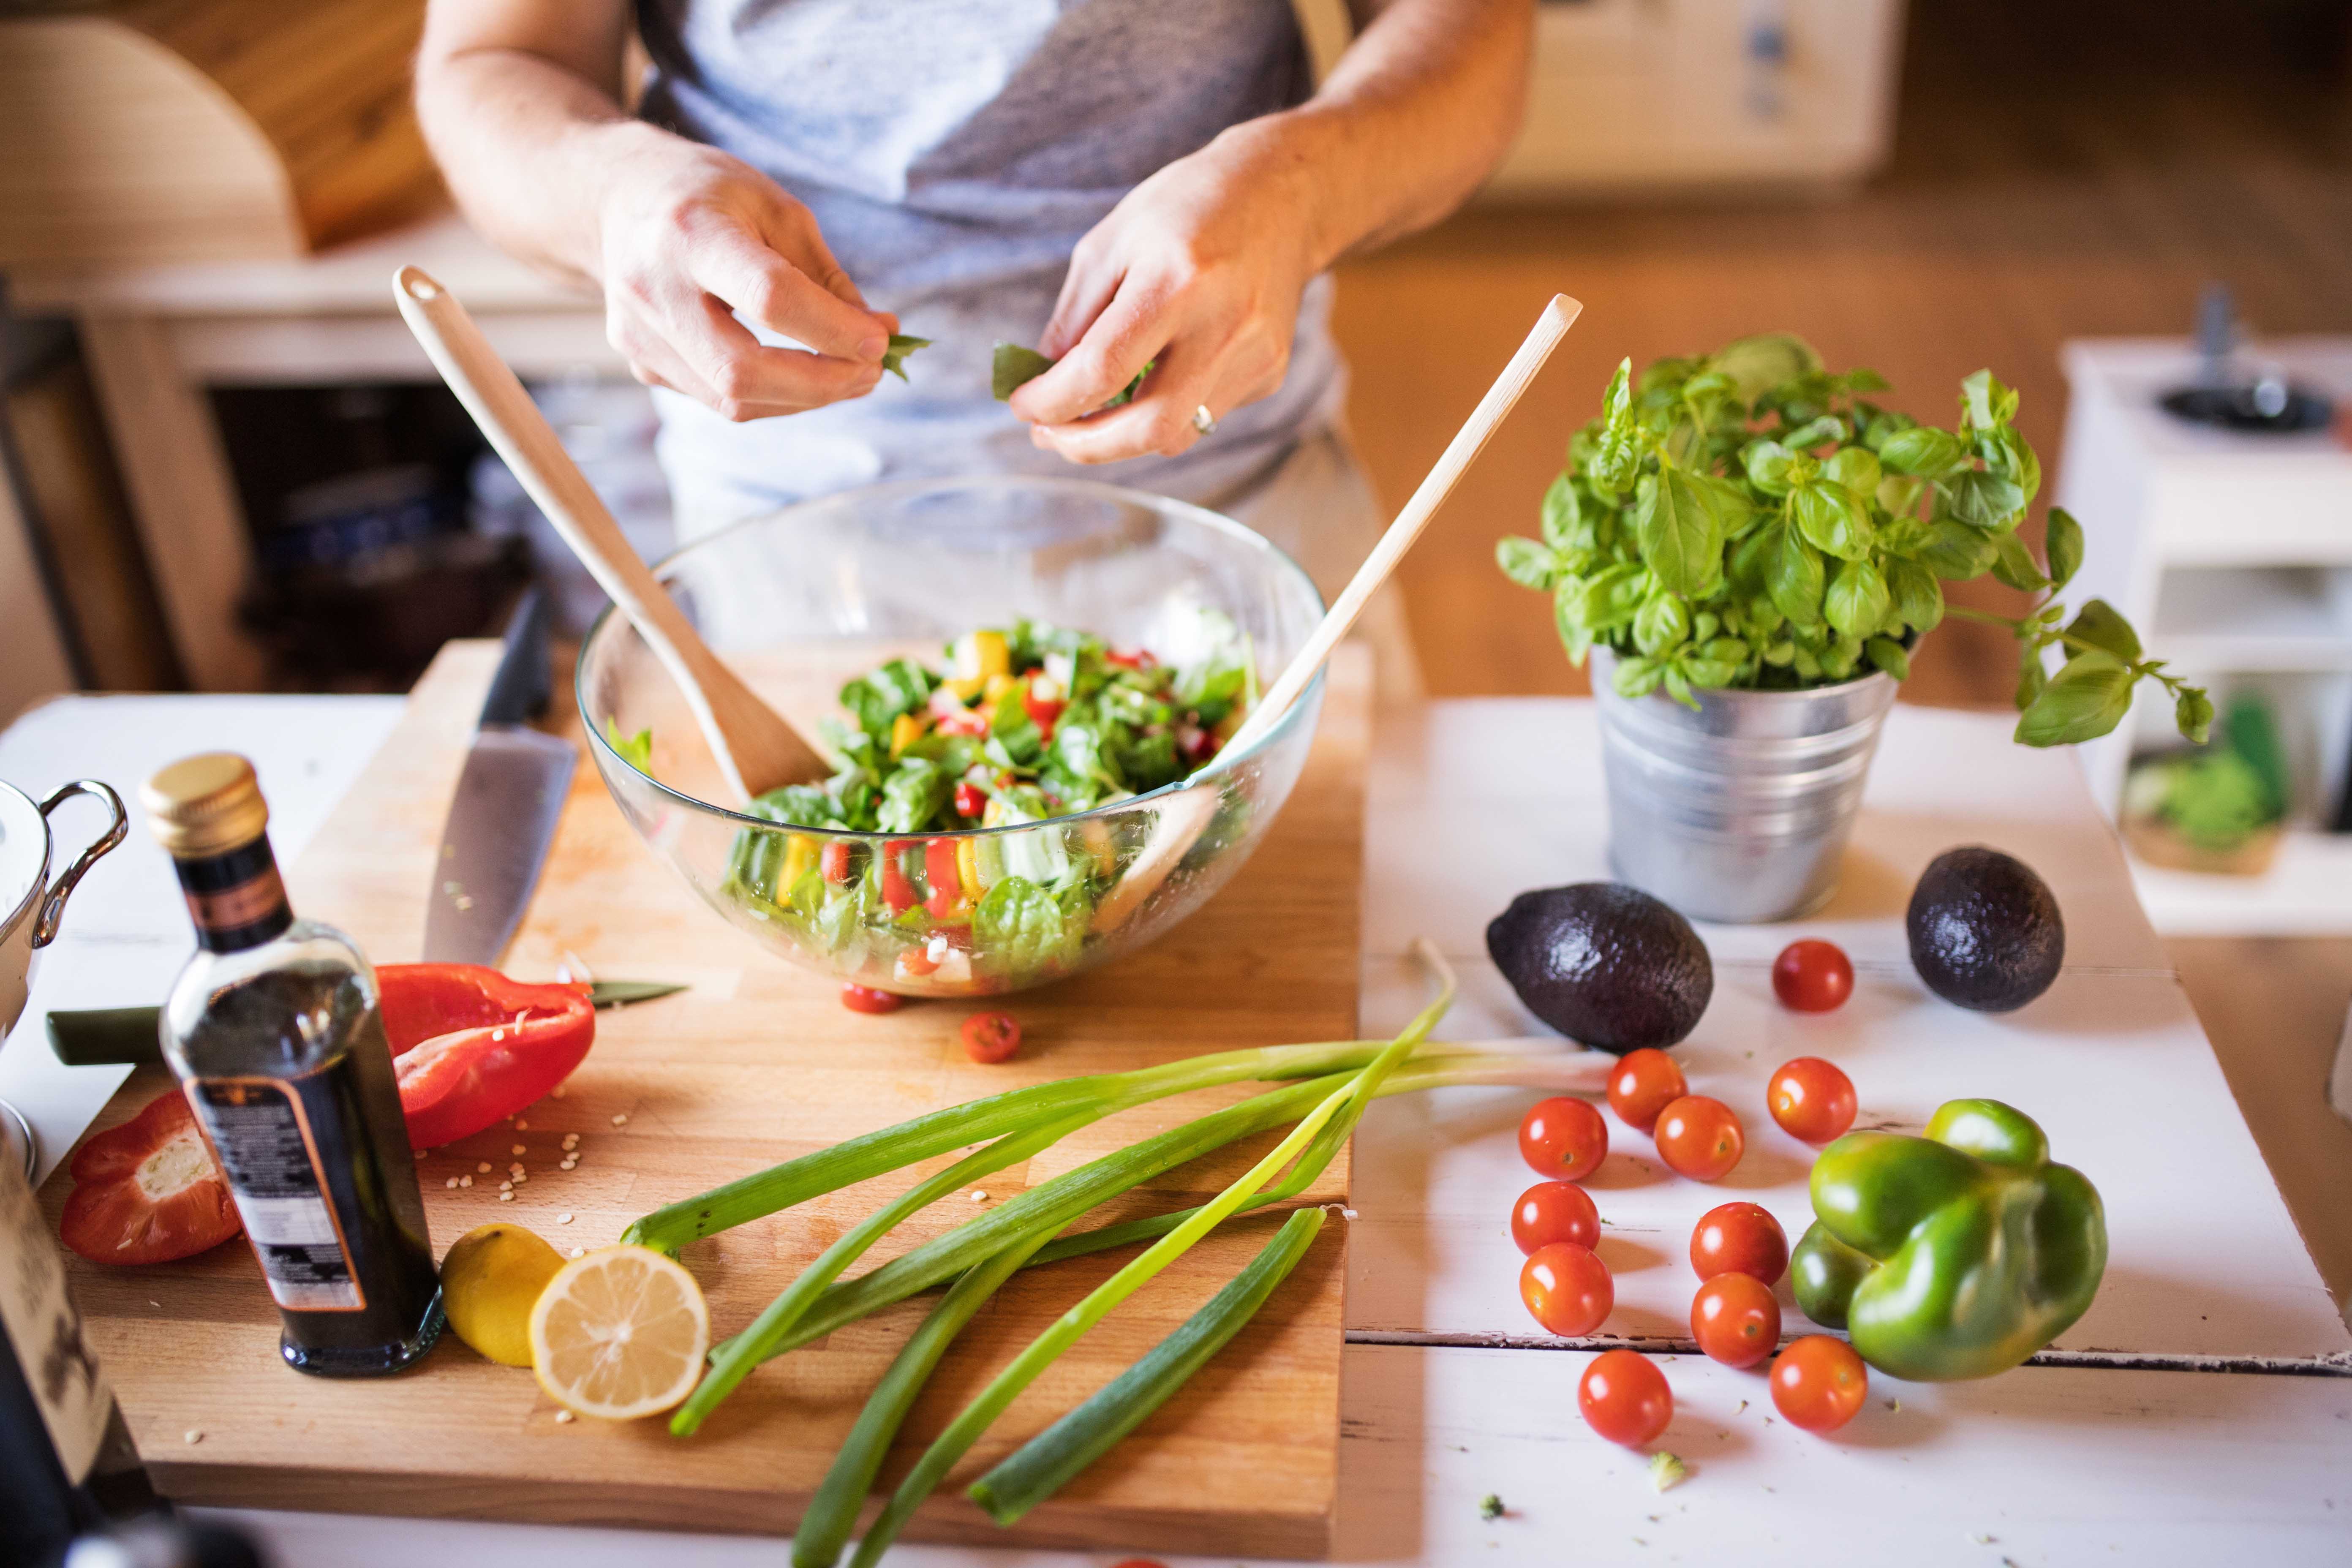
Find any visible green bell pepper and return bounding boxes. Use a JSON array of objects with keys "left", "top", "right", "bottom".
[{"left": 1790, "top": 1099, "right": 2106, "bottom": 1381}]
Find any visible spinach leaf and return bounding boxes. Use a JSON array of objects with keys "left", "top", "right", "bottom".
[
  {"left": 974, "top": 875, "right": 1081, "bottom": 980},
  {"left": 838, "top": 658, "right": 934, "bottom": 734},
  {"left": 876, "top": 759, "right": 949, "bottom": 833}
]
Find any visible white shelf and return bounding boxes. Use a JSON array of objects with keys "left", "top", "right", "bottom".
[
  {"left": 2129, "top": 828, "right": 2352, "bottom": 936},
  {"left": 2153, "top": 565, "right": 2352, "bottom": 672}
]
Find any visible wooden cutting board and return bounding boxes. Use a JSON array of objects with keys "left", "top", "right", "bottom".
[{"left": 44, "top": 638, "right": 1372, "bottom": 1559}]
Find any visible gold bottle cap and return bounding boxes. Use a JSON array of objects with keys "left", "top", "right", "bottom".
[{"left": 143, "top": 753, "right": 270, "bottom": 858}]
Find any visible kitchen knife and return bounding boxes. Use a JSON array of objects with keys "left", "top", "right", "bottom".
[
  {"left": 424, "top": 586, "right": 576, "bottom": 966},
  {"left": 48, "top": 980, "right": 689, "bottom": 1067}
]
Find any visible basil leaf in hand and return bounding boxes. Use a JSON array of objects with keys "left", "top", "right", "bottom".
[
  {"left": 881, "top": 335, "right": 931, "bottom": 381},
  {"left": 991, "top": 342, "right": 1153, "bottom": 408}
]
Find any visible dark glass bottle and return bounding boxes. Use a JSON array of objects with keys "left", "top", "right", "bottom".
[
  {"left": 142, "top": 754, "right": 441, "bottom": 1377},
  {"left": 0, "top": 1150, "right": 161, "bottom": 1568}
]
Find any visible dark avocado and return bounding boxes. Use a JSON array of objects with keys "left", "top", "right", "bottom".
[
  {"left": 1486, "top": 882, "right": 1713, "bottom": 1054},
  {"left": 1906, "top": 846, "right": 2064, "bottom": 1012}
]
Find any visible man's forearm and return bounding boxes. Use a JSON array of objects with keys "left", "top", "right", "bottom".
[
  {"left": 414, "top": 46, "right": 647, "bottom": 283},
  {"left": 1243, "top": 0, "right": 1533, "bottom": 272}
]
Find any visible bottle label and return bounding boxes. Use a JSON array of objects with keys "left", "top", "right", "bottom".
[
  {"left": 191, "top": 1079, "right": 366, "bottom": 1312},
  {"left": 0, "top": 1154, "right": 112, "bottom": 1484},
  {"left": 182, "top": 864, "right": 286, "bottom": 938}
]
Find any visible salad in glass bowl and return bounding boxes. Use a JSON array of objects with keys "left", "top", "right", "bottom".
[{"left": 577, "top": 476, "right": 1326, "bottom": 997}]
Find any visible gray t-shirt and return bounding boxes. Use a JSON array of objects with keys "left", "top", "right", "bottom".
[{"left": 634, "top": 0, "right": 1347, "bottom": 533}]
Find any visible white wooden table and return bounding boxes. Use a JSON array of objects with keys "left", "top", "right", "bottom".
[{"left": 4, "top": 694, "right": 2349, "bottom": 1568}]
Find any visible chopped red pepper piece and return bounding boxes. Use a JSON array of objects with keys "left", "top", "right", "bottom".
[
  {"left": 953, "top": 780, "right": 986, "bottom": 819},
  {"left": 881, "top": 843, "right": 918, "bottom": 914},
  {"left": 1022, "top": 686, "right": 1066, "bottom": 742},
  {"left": 381, "top": 964, "right": 596, "bottom": 1150},
  {"left": 924, "top": 838, "right": 963, "bottom": 917},
  {"left": 821, "top": 839, "right": 856, "bottom": 883},
  {"left": 58, "top": 1088, "right": 241, "bottom": 1266}
]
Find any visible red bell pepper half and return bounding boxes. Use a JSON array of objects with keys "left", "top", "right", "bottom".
[
  {"left": 59, "top": 1087, "right": 241, "bottom": 1266},
  {"left": 381, "top": 964, "right": 596, "bottom": 1150}
]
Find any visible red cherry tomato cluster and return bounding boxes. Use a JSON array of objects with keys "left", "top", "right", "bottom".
[{"left": 1510, "top": 1023, "right": 1874, "bottom": 1446}]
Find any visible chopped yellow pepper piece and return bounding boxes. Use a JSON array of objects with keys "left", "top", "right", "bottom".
[
  {"left": 942, "top": 674, "right": 987, "bottom": 702},
  {"left": 982, "top": 672, "right": 1018, "bottom": 705},
  {"left": 781, "top": 833, "right": 817, "bottom": 890},
  {"left": 889, "top": 711, "right": 925, "bottom": 757},
  {"left": 952, "top": 630, "right": 1010, "bottom": 683},
  {"left": 956, "top": 837, "right": 986, "bottom": 896}
]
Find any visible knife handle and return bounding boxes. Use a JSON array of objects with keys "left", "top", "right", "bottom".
[
  {"left": 47, "top": 1007, "right": 165, "bottom": 1067},
  {"left": 479, "top": 584, "right": 554, "bottom": 728}
]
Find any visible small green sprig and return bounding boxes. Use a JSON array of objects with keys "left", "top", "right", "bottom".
[
  {"left": 879, "top": 333, "right": 930, "bottom": 380},
  {"left": 1494, "top": 335, "right": 2207, "bottom": 748}
]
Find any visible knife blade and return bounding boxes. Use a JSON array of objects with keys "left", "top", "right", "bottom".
[{"left": 423, "top": 586, "right": 577, "bottom": 965}]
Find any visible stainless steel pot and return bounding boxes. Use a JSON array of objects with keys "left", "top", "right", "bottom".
[
  {"left": 2, "top": 778, "right": 128, "bottom": 1176},
  {"left": 1590, "top": 648, "right": 1896, "bottom": 923}
]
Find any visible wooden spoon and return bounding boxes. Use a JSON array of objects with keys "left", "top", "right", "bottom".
[
  {"left": 1095, "top": 294, "right": 1583, "bottom": 933},
  {"left": 392, "top": 266, "right": 829, "bottom": 800}
]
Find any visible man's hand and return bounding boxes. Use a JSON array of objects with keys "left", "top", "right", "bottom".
[
  {"left": 415, "top": 0, "right": 896, "bottom": 424},
  {"left": 1010, "top": 0, "right": 1531, "bottom": 466},
  {"left": 594, "top": 127, "right": 896, "bottom": 420},
  {"left": 1010, "top": 124, "right": 1321, "bottom": 464}
]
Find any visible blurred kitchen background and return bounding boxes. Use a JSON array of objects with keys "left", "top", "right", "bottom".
[{"left": 3, "top": 0, "right": 2350, "bottom": 1275}]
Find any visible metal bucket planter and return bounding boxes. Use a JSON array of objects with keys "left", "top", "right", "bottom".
[{"left": 1590, "top": 648, "right": 1897, "bottom": 923}]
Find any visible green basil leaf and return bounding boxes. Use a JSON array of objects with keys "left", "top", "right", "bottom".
[
  {"left": 1586, "top": 359, "right": 1643, "bottom": 496},
  {"left": 2014, "top": 648, "right": 2134, "bottom": 746},
  {"left": 1918, "top": 518, "right": 1998, "bottom": 579},
  {"left": 2016, "top": 650, "right": 2049, "bottom": 711},
  {"left": 1960, "top": 368, "right": 2018, "bottom": 430},
  {"left": 1697, "top": 472, "right": 1762, "bottom": 539},
  {"left": 1862, "top": 409, "right": 1916, "bottom": 452},
  {"left": 1742, "top": 440, "right": 1799, "bottom": 496},
  {"left": 1613, "top": 654, "right": 1667, "bottom": 699},
  {"left": 880, "top": 334, "right": 931, "bottom": 381},
  {"left": 1792, "top": 480, "right": 1872, "bottom": 561},
  {"left": 991, "top": 342, "right": 1056, "bottom": 400},
  {"left": 1709, "top": 332, "right": 1824, "bottom": 403},
  {"left": 1888, "top": 558, "right": 1945, "bottom": 634},
  {"left": 1635, "top": 466, "right": 1724, "bottom": 598},
  {"left": 1825, "top": 558, "right": 1891, "bottom": 640},
  {"left": 1762, "top": 640, "right": 1797, "bottom": 667},
  {"left": 1822, "top": 447, "right": 1882, "bottom": 500},
  {"left": 1661, "top": 665, "right": 1698, "bottom": 709},
  {"left": 1876, "top": 473, "right": 1929, "bottom": 519},
  {"left": 1878, "top": 427, "right": 1964, "bottom": 477},
  {"left": 1941, "top": 470, "right": 2028, "bottom": 531},
  {"left": 1990, "top": 530, "right": 2051, "bottom": 593},
  {"left": 1768, "top": 523, "right": 1825, "bottom": 626},
  {"left": 2044, "top": 506, "right": 2085, "bottom": 591},
  {"left": 1782, "top": 414, "right": 1848, "bottom": 451},
  {"left": 2175, "top": 686, "right": 2215, "bottom": 746},
  {"left": 1633, "top": 591, "right": 1690, "bottom": 656},
  {"left": 1864, "top": 637, "right": 1911, "bottom": 681},
  {"left": 2063, "top": 598, "right": 2142, "bottom": 662},
  {"left": 1540, "top": 474, "right": 1584, "bottom": 551},
  {"left": 1552, "top": 580, "right": 1595, "bottom": 662},
  {"left": 1496, "top": 536, "right": 1561, "bottom": 591}
]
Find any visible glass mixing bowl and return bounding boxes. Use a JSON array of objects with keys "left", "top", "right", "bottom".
[{"left": 576, "top": 475, "right": 1327, "bottom": 997}]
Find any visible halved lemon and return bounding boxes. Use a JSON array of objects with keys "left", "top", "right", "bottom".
[{"left": 528, "top": 1245, "right": 709, "bottom": 1420}]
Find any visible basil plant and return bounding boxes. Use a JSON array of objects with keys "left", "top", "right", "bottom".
[{"left": 1496, "top": 335, "right": 2209, "bottom": 747}]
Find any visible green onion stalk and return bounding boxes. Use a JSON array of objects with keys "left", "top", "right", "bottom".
[{"left": 837, "top": 948, "right": 1449, "bottom": 1565}]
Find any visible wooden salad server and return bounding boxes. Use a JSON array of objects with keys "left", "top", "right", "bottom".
[
  {"left": 1096, "top": 294, "right": 1584, "bottom": 933},
  {"left": 392, "top": 266, "right": 830, "bottom": 801}
]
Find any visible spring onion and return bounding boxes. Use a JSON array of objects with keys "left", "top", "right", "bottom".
[
  {"left": 968, "top": 1206, "right": 1327, "bottom": 1526},
  {"left": 789, "top": 1232, "right": 1050, "bottom": 1568},
  {"left": 622, "top": 1037, "right": 1409, "bottom": 1252},
  {"left": 842, "top": 953, "right": 1448, "bottom": 1564}
]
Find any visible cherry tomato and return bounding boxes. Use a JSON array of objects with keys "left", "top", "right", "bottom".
[
  {"left": 1653, "top": 1095, "right": 1744, "bottom": 1181},
  {"left": 1772, "top": 939, "right": 1854, "bottom": 1013},
  {"left": 1768, "top": 1056, "right": 1858, "bottom": 1146},
  {"left": 1578, "top": 1348, "right": 1671, "bottom": 1446},
  {"left": 821, "top": 840, "right": 856, "bottom": 883},
  {"left": 1688, "top": 1201, "right": 1788, "bottom": 1284},
  {"left": 960, "top": 1011, "right": 1021, "bottom": 1064},
  {"left": 953, "top": 780, "right": 987, "bottom": 819},
  {"left": 1606, "top": 1048, "right": 1687, "bottom": 1134},
  {"left": 841, "top": 983, "right": 904, "bottom": 1015},
  {"left": 1518, "top": 1096, "right": 1608, "bottom": 1181},
  {"left": 1519, "top": 1242, "right": 1613, "bottom": 1337},
  {"left": 1690, "top": 1272, "right": 1782, "bottom": 1369},
  {"left": 1510, "top": 1180, "right": 1600, "bottom": 1255},
  {"left": 1770, "top": 1335, "right": 1869, "bottom": 1433}
]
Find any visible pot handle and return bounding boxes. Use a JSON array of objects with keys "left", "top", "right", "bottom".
[{"left": 33, "top": 780, "right": 128, "bottom": 948}]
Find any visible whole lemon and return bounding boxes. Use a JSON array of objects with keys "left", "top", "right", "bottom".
[{"left": 440, "top": 1222, "right": 565, "bottom": 1367}]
